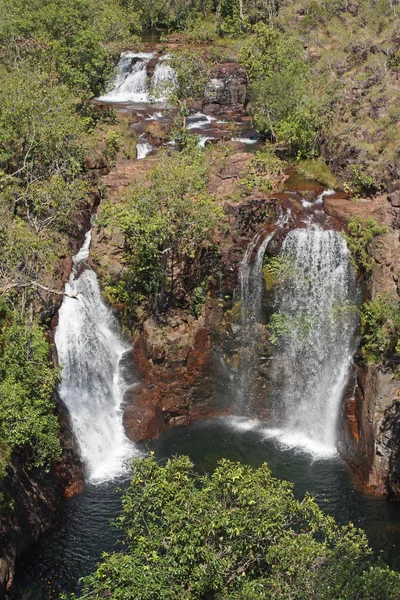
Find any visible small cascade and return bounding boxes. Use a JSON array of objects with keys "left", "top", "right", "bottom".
[
  {"left": 237, "top": 211, "right": 291, "bottom": 414},
  {"left": 150, "top": 61, "right": 177, "bottom": 100},
  {"left": 99, "top": 52, "right": 176, "bottom": 103},
  {"left": 198, "top": 136, "right": 214, "bottom": 148},
  {"left": 55, "top": 231, "right": 137, "bottom": 482},
  {"left": 136, "top": 135, "right": 153, "bottom": 159},
  {"left": 237, "top": 229, "right": 276, "bottom": 414},
  {"left": 266, "top": 227, "right": 358, "bottom": 456},
  {"left": 99, "top": 52, "right": 154, "bottom": 103}
]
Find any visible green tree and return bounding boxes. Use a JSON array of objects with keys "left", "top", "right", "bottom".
[
  {"left": 0, "top": 0, "right": 141, "bottom": 96},
  {"left": 100, "top": 148, "right": 221, "bottom": 311},
  {"left": 343, "top": 216, "right": 388, "bottom": 276},
  {"left": 239, "top": 23, "right": 325, "bottom": 158},
  {"left": 76, "top": 455, "right": 400, "bottom": 600},
  {"left": 0, "top": 317, "right": 61, "bottom": 482}
]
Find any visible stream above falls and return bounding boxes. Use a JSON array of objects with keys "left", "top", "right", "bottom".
[{"left": 9, "top": 418, "right": 400, "bottom": 600}]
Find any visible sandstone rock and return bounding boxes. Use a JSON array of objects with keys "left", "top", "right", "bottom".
[
  {"left": 388, "top": 190, "right": 400, "bottom": 207},
  {"left": 0, "top": 399, "right": 83, "bottom": 596},
  {"left": 123, "top": 386, "right": 165, "bottom": 442},
  {"left": 83, "top": 153, "right": 108, "bottom": 175},
  {"left": 203, "top": 63, "right": 248, "bottom": 115}
]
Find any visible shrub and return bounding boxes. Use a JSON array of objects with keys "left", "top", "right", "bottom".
[
  {"left": 76, "top": 455, "right": 400, "bottom": 600},
  {"left": 360, "top": 295, "right": 400, "bottom": 363},
  {"left": 343, "top": 216, "right": 388, "bottom": 275}
]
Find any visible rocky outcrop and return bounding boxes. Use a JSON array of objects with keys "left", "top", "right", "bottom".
[
  {"left": 339, "top": 364, "right": 400, "bottom": 495},
  {"left": 203, "top": 63, "right": 248, "bottom": 115},
  {"left": 0, "top": 401, "right": 83, "bottom": 596},
  {"left": 123, "top": 305, "right": 233, "bottom": 443},
  {"left": 326, "top": 195, "right": 400, "bottom": 495}
]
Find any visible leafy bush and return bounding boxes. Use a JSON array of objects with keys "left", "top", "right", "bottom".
[
  {"left": 239, "top": 23, "right": 326, "bottom": 158},
  {"left": 297, "top": 158, "right": 338, "bottom": 189},
  {"left": 343, "top": 216, "right": 388, "bottom": 275},
  {"left": 76, "top": 455, "right": 400, "bottom": 600},
  {"left": 344, "top": 164, "right": 375, "bottom": 197},
  {"left": 100, "top": 148, "right": 222, "bottom": 312},
  {"left": 170, "top": 49, "right": 209, "bottom": 100},
  {"left": 263, "top": 254, "right": 294, "bottom": 290},
  {"left": 360, "top": 295, "right": 400, "bottom": 363},
  {"left": 0, "top": 317, "right": 61, "bottom": 481},
  {"left": 190, "top": 278, "right": 210, "bottom": 318},
  {"left": 240, "top": 147, "right": 285, "bottom": 195}
]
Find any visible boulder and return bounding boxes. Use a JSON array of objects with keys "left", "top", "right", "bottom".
[
  {"left": 203, "top": 63, "right": 248, "bottom": 115},
  {"left": 388, "top": 190, "right": 400, "bottom": 207}
]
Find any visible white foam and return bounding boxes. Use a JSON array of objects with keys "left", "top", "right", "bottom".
[
  {"left": 224, "top": 416, "right": 261, "bottom": 431},
  {"left": 55, "top": 233, "right": 138, "bottom": 484},
  {"left": 231, "top": 137, "right": 259, "bottom": 144},
  {"left": 262, "top": 428, "right": 338, "bottom": 459}
]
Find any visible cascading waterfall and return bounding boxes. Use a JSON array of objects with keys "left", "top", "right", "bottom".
[
  {"left": 237, "top": 230, "right": 276, "bottom": 414},
  {"left": 55, "top": 231, "right": 137, "bottom": 482},
  {"left": 237, "top": 211, "right": 291, "bottom": 415},
  {"left": 150, "top": 61, "right": 177, "bottom": 100},
  {"left": 265, "top": 227, "right": 358, "bottom": 456},
  {"left": 99, "top": 52, "right": 176, "bottom": 103},
  {"left": 136, "top": 135, "right": 153, "bottom": 159},
  {"left": 99, "top": 52, "right": 153, "bottom": 102}
]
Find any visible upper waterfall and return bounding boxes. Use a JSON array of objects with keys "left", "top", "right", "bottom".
[
  {"left": 55, "top": 231, "right": 137, "bottom": 482},
  {"left": 265, "top": 227, "right": 358, "bottom": 456},
  {"left": 99, "top": 52, "right": 176, "bottom": 103}
]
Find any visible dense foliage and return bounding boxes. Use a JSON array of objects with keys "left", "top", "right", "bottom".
[
  {"left": 76, "top": 455, "right": 400, "bottom": 600},
  {"left": 343, "top": 216, "right": 388, "bottom": 276},
  {"left": 99, "top": 146, "right": 222, "bottom": 313},
  {"left": 360, "top": 295, "right": 400, "bottom": 365},
  {"left": 239, "top": 23, "right": 325, "bottom": 158},
  {"left": 0, "top": 307, "right": 61, "bottom": 488}
]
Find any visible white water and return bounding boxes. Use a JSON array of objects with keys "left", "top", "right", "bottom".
[
  {"left": 55, "top": 231, "right": 137, "bottom": 482},
  {"left": 99, "top": 52, "right": 176, "bottom": 103},
  {"left": 137, "top": 137, "right": 153, "bottom": 159},
  {"left": 231, "top": 137, "right": 259, "bottom": 144},
  {"left": 199, "top": 136, "right": 214, "bottom": 148},
  {"left": 187, "top": 112, "right": 216, "bottom": 130},
  {"left": 265, "top": 227, "right": 358, "bottom": 457},
  {"left": 150, "top": 61, "right": 177, "bottom": 100},
  {"left": 301, "top": 188, "right": 336, "bottom": 209}
]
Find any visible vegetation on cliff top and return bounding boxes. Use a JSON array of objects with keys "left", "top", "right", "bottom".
[
  {"left": 73, "top": 455, "right": 400, "bottom": 600},
  {"left": 0, "top": 0, "right": 142, "bottom": 490},
  {"left": 99, "top": 145, "right": 222, "bottom": 317}
]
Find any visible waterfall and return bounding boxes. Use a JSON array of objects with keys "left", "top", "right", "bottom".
[
  {"left": 99, "top": 52, "right": 176, "bottom": 103},
  {"left": 237, "top": 230, "right": 276, "bottom": 414},
  {"left": 150, "top": 61, "right": 177, "bottom": 100},
  {"left": 55, "top": 231, "right": 137, "bottom": 482},
  {"left": 265, "top": 227, "right": 358, "bottom": 456},
  {"left": 240, "top": 231, "right": 275, "bottom": 327},
  {"left": 99, "top": 52, "right": 154, "bottom": 103},
  {"left": 136, "top": 135, "right": 153, "bottom": 159}
]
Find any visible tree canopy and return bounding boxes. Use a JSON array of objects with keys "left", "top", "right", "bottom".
[{"left": 76, "top": 455, "right": 400, "bottom": 600}]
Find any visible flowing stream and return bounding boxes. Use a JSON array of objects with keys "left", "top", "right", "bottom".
[
  {"left": 99, "top": 52, "right": 176, "bottom": 103},
  {"left": 54, "top": 231, "right": 137, "bottom": 482}
]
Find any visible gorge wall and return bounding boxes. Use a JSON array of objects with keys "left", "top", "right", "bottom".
[
  {"left": 327, "top": 195, "right": 400, "bottom": 495},
  {"left": 0, "top": 401, "right": 83, "bottom": 596}
]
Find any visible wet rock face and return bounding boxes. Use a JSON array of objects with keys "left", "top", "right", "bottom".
[
  {"left": 339, "top": 364, "right": 400, "bottom": 496},
  {"left": 122, "top": 307, "right": 232, "bottom": 443},
  {"left": 203, "top": 63, "right": 248, "bottom": 115},
  {"left": 332, "top": 197, "right": 400, "bottom": 496}
]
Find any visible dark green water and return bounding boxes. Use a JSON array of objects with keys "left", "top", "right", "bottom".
[{"left": 9, "top": 418, "right": 400, "bottom": 599}]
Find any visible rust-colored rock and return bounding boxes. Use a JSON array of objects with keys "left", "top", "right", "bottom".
[{"left": 203, "top": 63, "right": 248, "bottom": 115}]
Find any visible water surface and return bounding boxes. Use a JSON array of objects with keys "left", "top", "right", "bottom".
[{"left": 10, "top": 418, "right": 400, "bottom": 599}]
